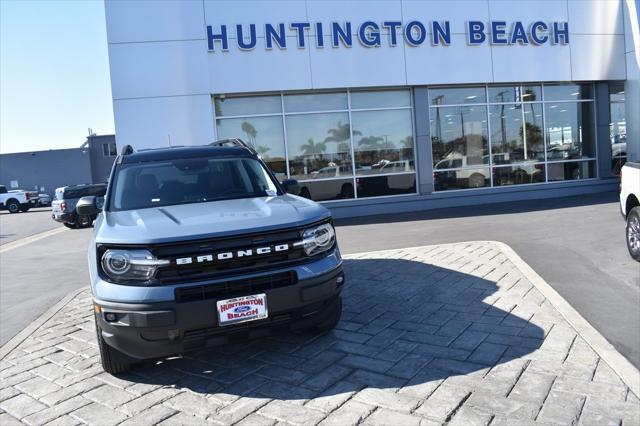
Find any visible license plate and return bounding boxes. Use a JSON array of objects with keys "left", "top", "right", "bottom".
[{"left": 216, "top": 294, "right": 268, "bottom": 326}]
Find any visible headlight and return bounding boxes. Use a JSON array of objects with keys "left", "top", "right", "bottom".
[
  {"left": 296, "top": 223, "right": 336, "bottom": 256},
  {"left": 101, "top": 249, "right": 169, "bottom": 282}
]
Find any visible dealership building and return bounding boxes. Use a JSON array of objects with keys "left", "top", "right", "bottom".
[{"left": 105, "top": 0, "right": 640, "bottom": 217}]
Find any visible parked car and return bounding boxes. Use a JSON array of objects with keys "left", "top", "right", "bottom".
[
  {"left": 38, "top": 193, "right": 52, "bottom": 207},
  {"left": 51, "top": 184, "right": 106, "bottom": 228},
  {"left": 298, "top": 165, "right": 355, "bottom": 200},
  {"left": 0, "top": 185, "right": 34, "bottom": 213},
  {"left": 620, "top": 161, "right": 640, "bottom": 261},
  {"left": 77, "top": 139, "right": 344, "bottom": 374}
]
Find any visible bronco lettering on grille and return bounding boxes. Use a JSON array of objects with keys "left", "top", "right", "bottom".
[{"left": 174, "top": 243, "right": 290, "bottom": 265}]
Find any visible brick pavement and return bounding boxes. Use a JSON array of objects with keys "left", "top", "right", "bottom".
[{"left": 1, "top": 242, "right": 638, "bottom": 425}]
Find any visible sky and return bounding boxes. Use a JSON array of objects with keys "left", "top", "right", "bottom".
[{"left": 0, "top": 0, "right": 114, "bottom": 154}]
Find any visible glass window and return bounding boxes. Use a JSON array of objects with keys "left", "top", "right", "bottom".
[
  {"left": 545, "top": 102, "right": 595, "bottom": 160},
  {"left": 493, "top": 164, "right": 545, "bottom": 186},
  {"left": 489, "top": 104, "right": 524, "bottom": 164},
  {"left": 547, "top": 161, "right": 596, "bottom": 181},
  {"left": 351, "top": 109, "right": 414, "bottom": 176},
  {"left": 434, "top": 167, "right": 490, "bottom": 191},
  {"left": 216, "top": 116, "right": 286, "bottom": 178},
  {"left": 430, "top": 105, "right": 489, "bottom": 168},
  {"left": 214, "top": 95, "right": 282, "bottom": 116},
  {"left": 429, "top": 87, "right": 486, "bottom": 105},
  {"left": 298, "top": 178, "right": 354, "bottom": 201},
  {"left": 543, "top": 83, "right": 593, "bottom": 101},
  {"left": 283, "top": 92, "right": 347, "bottom": 113},
  {"left": 522, "top": 85, "right": 542, "bottom": 102},
  {"left": 351, "top": 90, "right": 411, "bottom": 109},
  {"left": 285, "top": 112, "right": 353, "bottom": 180},
  {"left": 609, "top": 83, "right": 626, "bottom": 175},
  {"left": 487, "top": 85, "right": 542, "bottom": 103},
  {"left": 110, "top": 157, "right": 280, "bottom": 211}
]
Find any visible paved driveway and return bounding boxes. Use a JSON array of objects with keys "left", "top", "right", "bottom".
[
  {"left": 1, "top": 243, "right": 638, "bottom": 425},
  {"left": 336, "top": 191, "right": 640, "bottom": 368}
]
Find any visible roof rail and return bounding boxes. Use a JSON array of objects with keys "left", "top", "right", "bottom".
[{"left": 209, "top": 138, "right": 257, "bottom": 155}]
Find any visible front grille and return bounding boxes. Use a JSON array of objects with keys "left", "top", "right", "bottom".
[
  {"left": 151, "top": 226, "right": 311, "bottom": 284},
  {"left": 175, "top": 271, "right": 297, "bottom": 303}
]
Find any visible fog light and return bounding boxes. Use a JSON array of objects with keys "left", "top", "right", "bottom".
[
  {"left": 336, "top": 275, "right": 345, "bottom": 287},
  {"left": 104, "top": 312, "right": 117, "bottom": 322}
]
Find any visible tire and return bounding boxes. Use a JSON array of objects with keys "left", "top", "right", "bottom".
[
  {"left": 626, "top": 207, "right": 640, "bottom": 262},
  {"left": 95, "top": 314, "right": 133, "bottom": 374},
  {"left": 19, "top": 204, "right": 30, "bottom": 212},
  {"left": 299, "top": 187, "right": 311, "bottom": 199},
  {"left": 6, "top": 200, "right": 20, "bottom": 214},
  {"left": 340, "top": 183, "right": 354, "bottom": 199},
  {"left": 76, "top": 214, "right": 92, "bottom": 228},
  {"left": 314, "top": 296, "right": 342, "bottom": 332},
  {"left": 468, "top": 173, "right": 485, "bottom": 188},
  {"left": 63, "top": 222, "right": 76, "bottom": 229}
]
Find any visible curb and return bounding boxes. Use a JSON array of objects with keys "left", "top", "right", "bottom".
[
  {"left": 0, "top": 287, "right": 89, "bottom": 360},
  {"left": 345, "top": 241, "right": 640, "bottom": 399}
]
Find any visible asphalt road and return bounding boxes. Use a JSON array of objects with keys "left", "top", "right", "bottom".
[
  {"left": 0, "top": 191, "right": 638, "bottom": 369},
  {"left": 0, "top": 207, "right": 59, "bottom": 245}
]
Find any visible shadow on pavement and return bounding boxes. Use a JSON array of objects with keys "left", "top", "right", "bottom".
[{"left": 120, "top": 257, "right": 544, "bottom": 399}]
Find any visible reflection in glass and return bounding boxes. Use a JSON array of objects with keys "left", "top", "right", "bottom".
[
  {"left": 545, "top": 102, "right": 595, "bottom": 160},
  {"left": 543, "top": 83, "right": 593, "bottom": 101},
  {"left": 216, "top": 116, "right": 286, "bottom": 177},
  {"left": 490, "top": 103, "right": 544, "bottom": 164},
  {"left": 430, "top": 106, "right": 489, "bottom": 168},
  {"left": 429, "top": 87, "right": 486, "bottom": 105},
  {"left": 285, "top": 112, "right": 353, "bottom": 180},
  {"left": 214, "top": 95, "right": 281, "bottom": 116},
  {"left": 434, "top": 167, "right": 490, "bottom": 191},
  {"left": 547, "top": 161, "right": 596, "bottom": 181},
  {"left": 351, "top": 110, "right": 414, "bottom": 176},
  {"left": 493, "top": 164, "right": 545, "bottom": 186},
  {"left": 357, "top": 173, "right": 416, "bottom": 198},
  {"left": 284, "top": 92, "right": 347, "bottom": 113},
  {"left": 487, "top": 85, "right": 542, "bottom": 103},
  {"left": 609, "top": 83, "right": 626, "bottom": 175},
  {"left": 351, "top": 90, "right": 411, "bottom": 109},
  {"left": 297, "top": 178, "right": 354, "bottom": 201}
]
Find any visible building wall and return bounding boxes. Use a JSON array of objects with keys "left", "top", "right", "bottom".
[
  {"left": 0, "top": 148, "right": 92, "bottom": 196},
  {"left": 86, "top": 134, "right": 117, "bottom": 183},
  {"left": 105, "top": 0, "right": 631, "bottom": 151}
]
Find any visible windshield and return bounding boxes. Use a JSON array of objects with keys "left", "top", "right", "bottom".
[{"left": 109, "top": 156, "right": 281, "bottom": 211}]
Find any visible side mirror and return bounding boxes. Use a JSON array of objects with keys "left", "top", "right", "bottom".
[
  {"left": 281, "top": 179, "right": 299, "bottom": 195},
  {"left": 76, "top": 196, "right": 101, "bottom": 216}
]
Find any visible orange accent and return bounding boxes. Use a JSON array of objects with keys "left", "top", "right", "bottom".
[{"left": 94, "top": 304, "right": 101, "bottom": 314}]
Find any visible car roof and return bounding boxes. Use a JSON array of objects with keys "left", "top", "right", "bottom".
[{"left": 121, "top": 145, "right": 254, "bottom": 164}]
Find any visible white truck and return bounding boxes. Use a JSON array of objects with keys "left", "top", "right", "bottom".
[
  {"left": 620, "top": 162, "right": 640, "bottom": 261},
  {"left": 0, "top": 185, "right": 34, "bottom": 213}
]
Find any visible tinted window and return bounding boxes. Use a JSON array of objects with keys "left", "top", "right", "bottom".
[{"left": 110, "top": 157, "right": 280, "bottom": 211}]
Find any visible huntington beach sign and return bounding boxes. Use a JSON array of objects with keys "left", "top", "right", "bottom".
[{"left": 206, "top": 20, "right": 569, "bottom": 51}]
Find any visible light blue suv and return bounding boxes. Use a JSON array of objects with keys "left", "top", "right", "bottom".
[{"left": 77, "top": 139, "right": 344, "bottom": 374}]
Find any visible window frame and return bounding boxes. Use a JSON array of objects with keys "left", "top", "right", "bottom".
[
  {"left": 428, "top": 82, "right": 598, "bottom": 192},
  {"left": 213, "top": 88, "right": 419, "bottom": 202}
]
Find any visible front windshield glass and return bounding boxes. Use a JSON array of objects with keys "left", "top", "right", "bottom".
[{"left": 109, "top": 157, "right": 280, "bottom": 211}]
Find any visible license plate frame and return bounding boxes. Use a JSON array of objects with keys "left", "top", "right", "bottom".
[{"left": 216, "top": 293, "right": 268, "bottom": 327}]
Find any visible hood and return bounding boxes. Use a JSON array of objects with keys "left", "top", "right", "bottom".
[{"left": 95, "top": 195, "right": 330, "bottom": 245}]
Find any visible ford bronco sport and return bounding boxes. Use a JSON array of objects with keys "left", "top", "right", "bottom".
[{"left": 77, "top": 139, "right": 344, "bottom": 374}]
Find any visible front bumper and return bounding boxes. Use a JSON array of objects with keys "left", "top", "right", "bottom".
[{"left": 94, "top": 266, "right": 344, "bottom": 360}]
